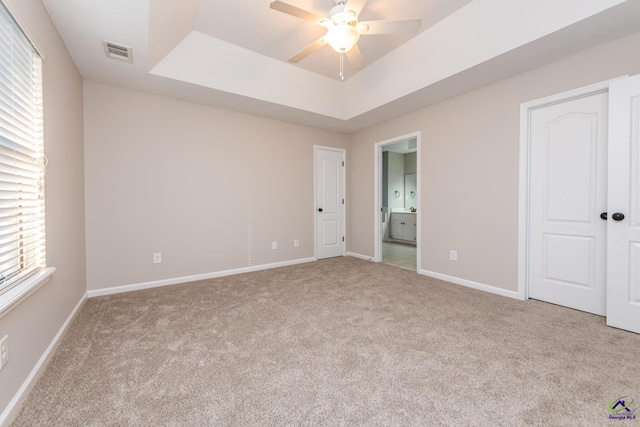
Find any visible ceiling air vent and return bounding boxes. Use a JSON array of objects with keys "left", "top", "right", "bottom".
[{"left": 102, "top": 40, "right": 133, "bottom": 63}]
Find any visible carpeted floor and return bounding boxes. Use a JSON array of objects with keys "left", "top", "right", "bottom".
[{"left": 11, "top": 257, "right": 640, "bottom": 426}]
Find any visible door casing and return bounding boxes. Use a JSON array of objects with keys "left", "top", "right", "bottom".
[
  {"left": 517, "top": 76, "right": 626, "bottom": 300},
  {"left": 373, "top": 131, "right": 422, "bottom": 268}
]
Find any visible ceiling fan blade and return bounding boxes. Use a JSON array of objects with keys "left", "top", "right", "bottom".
[
  {"left": 346, "top": 45, "right": 365, "bottom": 71},
  {"left": 343, "top": 0, "right": 369, "bottom": 18},
  {"left": 270, "top": 1, "right": 326, "bottom": 25},
  {"left": 359, "top": 19, "right": 422, "bottom": 35},
  {"left": 288, "top": 37, "right": 327, "bottom": 63}
]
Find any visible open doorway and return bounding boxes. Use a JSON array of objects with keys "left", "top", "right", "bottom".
[{"left": 374, "top": 132, "right": 421, "bottom": 271}]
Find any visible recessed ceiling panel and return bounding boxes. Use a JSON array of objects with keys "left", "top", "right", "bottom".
[{"left": 195, "top": 0, "right": 473, "bottom": 80}]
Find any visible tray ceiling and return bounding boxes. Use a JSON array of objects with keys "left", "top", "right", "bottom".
[{"left": 40, "top": 0, "right": 640, "bottom": 131}]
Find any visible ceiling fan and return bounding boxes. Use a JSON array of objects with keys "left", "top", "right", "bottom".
[{"left": 270, "top": 0, "right": 421, "bottom": 79}]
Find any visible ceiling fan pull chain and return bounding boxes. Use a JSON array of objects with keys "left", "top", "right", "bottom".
[{"left": 340, "top": 51, "right": 344, "bottom": 80}]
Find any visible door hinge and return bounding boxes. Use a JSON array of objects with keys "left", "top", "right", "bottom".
[
  {"left": 342, "top": 236, "right": 345, "bottom": 242},
  {"left": 342, "top": 161, "right": 344, "bottom": 166},
  {"left": 342, "top": 199, "right": 345, "bottom": 204}
]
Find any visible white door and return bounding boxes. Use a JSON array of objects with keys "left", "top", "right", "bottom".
[
  {"left": 607, "top": 75, "right": 640, "bottom": 334},
  {"left": 528, "top": 91, "right": 608, "bottom": 315},
  {"left": 315, "top": 147, "right": 344, "bottom": 259}
]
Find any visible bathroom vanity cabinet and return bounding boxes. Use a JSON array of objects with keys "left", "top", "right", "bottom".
[{"left": 391, "top": 213, "right": 416, "bottom": 243}]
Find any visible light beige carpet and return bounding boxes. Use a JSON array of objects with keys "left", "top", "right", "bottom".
[{"left": 11, "top": 257, "right": 640, "bottom": 426}]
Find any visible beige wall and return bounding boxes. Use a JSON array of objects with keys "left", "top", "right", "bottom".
[
  {"left": 0, "top": 0, "right": 86, "bottom": 422},
  {"left": 347, "top": 31, "right": 640, "bottom": 292},
  {"left": 84, "top": 81, "right": 348, "bottom": 291}
]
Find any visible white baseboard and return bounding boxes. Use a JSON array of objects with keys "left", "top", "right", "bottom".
[
  {"left": 87, "top": 257, "right": 317, "bottom": 298},
  {"left": 345, "top": 252, "right": 374, "bottom": 261},
  {"left": 418, "top": 269, "right": 522, "bottom": 300},
  {"left": 0, "top": 292, "right": 87, "bottom": 427}
]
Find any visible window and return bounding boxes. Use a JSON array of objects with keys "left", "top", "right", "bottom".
[{"left": 0, "top": 1, "right": 46, "bottom": 297}]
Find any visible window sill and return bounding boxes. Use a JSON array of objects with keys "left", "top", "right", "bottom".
[{"left": 0, "top": 267, "right": 56, "bottom": 319}]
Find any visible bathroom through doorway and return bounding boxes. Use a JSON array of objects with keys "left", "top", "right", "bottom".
[{"left": 374, "top": 132, "right": 421, "bottom": 271}]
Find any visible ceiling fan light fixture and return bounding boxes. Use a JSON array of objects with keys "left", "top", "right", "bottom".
[
  {"left": 332, "top": 10, "right": 357, "bottom": 24},
  {"left": 344, "top": 10, "right": 357, "bottom": 22},
  {"left": 271, "top": 0, "right": 420, "bottom": 80},
  {"left": 328, "top": 3, "right": 345, "bottom": 20},
  {"left": 325, "top": 23, "right": 360, "bottom": 53},
  {"left": 357, "top": 22, "right": 369, "bottom": 33}
]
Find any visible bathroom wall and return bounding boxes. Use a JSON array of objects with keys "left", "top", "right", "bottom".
[
  {"left": 404, "top": 152, "right": 417, "bottom": 175},
  {"left": 387, "top": 152, "right": 405, "bottom": 210},
  {"left": 404, "top": 152, "right": 417, "bottom": 209}
]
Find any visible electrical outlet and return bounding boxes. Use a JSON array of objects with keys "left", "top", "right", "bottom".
[
  {"left": 0, "top": 335, "right": 8, "bottom": 370},
  {"left": 294, "top": 239, "right": 299, "bottom": 247},
  {"left": 272, "top": 241, "right": 278, "bottom": 250},
  {"left": 450, "top": 250, "right": 458, "bottom": 261},
  {"left": 153, "top": 253, "right": 162, "bottom": 264}
]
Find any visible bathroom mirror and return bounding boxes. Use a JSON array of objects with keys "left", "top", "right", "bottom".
[{"left": 404, "top": 173, "right": 416, "bottom": 209}]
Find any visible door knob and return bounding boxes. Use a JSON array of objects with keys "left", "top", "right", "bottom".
[
  {"left": 600, "top": 212, "right": 607, "bottom": 220},
  {"left": 318, "top": 208, "right": 323, "bottom": 212},
  {"left": 612, "top": 212, "right": 625, "bottom": 221}
]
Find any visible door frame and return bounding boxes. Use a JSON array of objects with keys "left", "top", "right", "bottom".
[
  {"left": 517, "top": 77, "right": 625, "bottom": 300},
  {"left": 314, "top": 145, "right": 346, "bottom": 260},
  {"left": 373, "top": 131, "right": 421, "bottom": 269}
]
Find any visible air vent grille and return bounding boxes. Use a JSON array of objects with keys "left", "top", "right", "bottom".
[{"left": 102, "top": 40, "right": 133, "bottom": 63}]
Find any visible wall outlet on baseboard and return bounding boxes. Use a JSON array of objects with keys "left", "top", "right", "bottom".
[
  {"left": 294, "top": 239, "right": 299, "bottom": 247},
  {"left": 153, "top": 253, "right": 162, "bottom": 264},
  {"left": 450, "top": 250, "right": 458, "bottom": 261},
  {"left": 272, "top": 241, "right": 278, "bottom": 250},
  {"left": 0, "top": 335, "right": 8, "bottom": 370}
]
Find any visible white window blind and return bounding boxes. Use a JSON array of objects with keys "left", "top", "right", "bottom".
[{"left": 0, "top": 2, "right": 45, "bottom": 296}]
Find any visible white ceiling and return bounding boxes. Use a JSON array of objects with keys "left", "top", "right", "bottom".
[{"left": 39, "top": 0, "right": 640, "bottom": 132}]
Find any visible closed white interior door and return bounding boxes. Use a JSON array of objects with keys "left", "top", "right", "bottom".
[
  {"left": 316, "top": 147, "right": 344, "bottom": 259},
  {"left": 607, "top": 75, "right": 640, "bottom": 334},
  {"left": 528, "top": 92, "right": 608, "bottom": 315}
]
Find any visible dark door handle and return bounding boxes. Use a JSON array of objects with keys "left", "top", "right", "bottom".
[
  {"left": 612, "top": 212, "right": 625, "bottom": 221},
  {"left": 318, "top": 208, "right": 323, "bottom": 212},
  {"left": 600, "top": 212, "right": 607, "bottom": 220}
]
